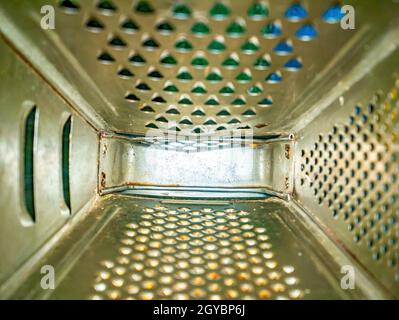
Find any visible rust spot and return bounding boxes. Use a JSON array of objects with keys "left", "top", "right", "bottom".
[
  {"left": 255, "top": 123, "right": 269, "bottom": 129},
  {"left": 284, "top": 144, "right": 291, "bottom": 160},
  {"left": 285, "top": 176, "right": 290, "bottom": 190},
  {"left": 249, "top": 143, "right": 259, "bottom": 149},
  {"left": 100, "top": 172, "right": 106, "bottom": 188}
]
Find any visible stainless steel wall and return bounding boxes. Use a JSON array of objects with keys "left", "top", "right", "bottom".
[
  {"left": 0, "top": 37, "right": 99, "bottom": 297},
  {"left": 293, "top": 44, "right": 399, "bottom": 297},
  {"left": 98, "top": 134, "right": 293, "bottom": 196}
]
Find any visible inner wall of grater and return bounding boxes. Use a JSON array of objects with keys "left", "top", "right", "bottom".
[
  {"left": 55, "top": 0, "right": 353, "bottom": 135},
  {"left": 298, "top": 81, "right": 399, "bottom": 294}
]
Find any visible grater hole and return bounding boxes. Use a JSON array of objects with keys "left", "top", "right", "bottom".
[
  {"left": 322, "top": 4, "right": 344, "bottom": 24},
  {"left": 248, "top": 1, "right": 269, "bottom": 20},
  {"left": 135, "top": 1, "right": 155, "bottom": 14},
  {"left": 118, "top": 67, "right": 134, "bottom": 79},
  {"left": 108, "top": 35, "right": 126, "bottom": 48},
  {"left": 97, "top": 51, "right": 115, "bottom": 63},
  {"left": 172, "top": 3, "right": 192, "bottom": 20},
  {"left": 156, "top": 20, "right": 175, "bottom": 34},
  {"left": 97, "top": 0, "right": 117, "bottom": 14},
  {"left": 226, "top": 18, "right": 246, "bottom": 38},
  {"left": 284, "top": 3, "right": 308, "bottom": 21},
  {"left": 191, "top": 21, "right": 211, "bottom": 36},
  {"left": 121, "top": 18, "right": 140, "bottom": 33},
  {"left": 210, "top": 2, "right": 231, "bottom": 20},
  {"left": 60, "top": 0, "right": 80, "bottom": 12},
  {"left": 129, "top": 52, "right": 146, "bottom": 66},
  {"left": 86, "top": 17, "right": 105, "bottom": 32},
  {"left": 262, "top": 20, "right": 282, "bottom": 38}
]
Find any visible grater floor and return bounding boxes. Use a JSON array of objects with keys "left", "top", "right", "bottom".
[{"left": 17, "top": 195, "right": 348, "bottom": 300}]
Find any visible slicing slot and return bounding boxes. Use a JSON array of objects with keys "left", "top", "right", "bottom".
[
  {"left": 23, "top": 106, "right": 37, "bottom": 222},
  {"left": 62, "top": 116, "right": 72, "bottom": 211}
]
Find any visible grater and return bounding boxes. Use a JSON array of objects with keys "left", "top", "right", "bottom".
[{"left": 0, "top": 0, "right": 398, "bottom": 300}]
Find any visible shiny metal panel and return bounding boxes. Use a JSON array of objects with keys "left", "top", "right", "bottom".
[
  {"left": 2, "top": 0, "right": 394, "bottom": 135},
  {"left": 70, "top": 117, "right": 99, "bottom": 213},
  {"left": 98, "top": 134, "right": 293, "bottom": 195},
  {"left": 0, "top": 37, "right": 99, "bottom": 297},
  {"left": 14, "top": 195, "right": 353, "bottom": 300},
  {"left": 294, "top": 47, "right": 399, "bottom": 297}
]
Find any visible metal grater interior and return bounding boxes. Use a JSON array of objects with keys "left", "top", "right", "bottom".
[{"left": 0, "top": 0, "right": 398, "bottom": 300}]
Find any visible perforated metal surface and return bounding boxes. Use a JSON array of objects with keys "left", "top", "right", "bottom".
[
  {"left": 52, "top": 0, "right": 354, "bottom": 135},
  {"left": 90, "top": 205, "right": 305, "bottom": 300},
  {"left": 301, "top": 88, "right": 399, "bottom": 283},
  {"left": 19, "top": 196, "right": 344, "bottom": 300},
  {"left": 296, "top": 76, "right": 399, "bottom": 296}
]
